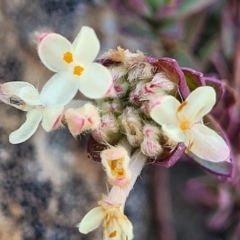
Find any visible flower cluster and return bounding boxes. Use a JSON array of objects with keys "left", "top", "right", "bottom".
[{"left": 0, "top": 26, "right": 232, "bottom": 239}]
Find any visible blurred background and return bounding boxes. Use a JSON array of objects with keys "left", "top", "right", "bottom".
[{"left": 0, "top": 0, "right": 239, "bottom": 239}]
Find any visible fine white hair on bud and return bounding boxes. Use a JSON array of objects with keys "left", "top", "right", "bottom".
[
  {"left": 97, "top": 99, "right": 123, "bottom": 115},
  {"left": 64, "top": 103, "right": 100, "bottom": 137},
  {"left": 91, "top": 113, "right": 121, "bottom": 145},
  {"left": 120, "top": 107, "right": 143, "bottom": 147},
  {"left": 101, "top": 144, "right": 132, "bottom": 187},
  {"left": 141, "top": 124, "right": 163, "bottom": 158}
]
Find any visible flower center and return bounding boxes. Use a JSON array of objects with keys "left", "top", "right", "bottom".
[
  {"left": 180, "top": 120, "right": 190, "bottom": 131},
  {"left": 108, "top": 157, "right": 125, "bottom": 177},
  {"left": 73, "top": 66, "right": 84, "bottom": 76},
  {"left": 63, "top": 51, "right": 73, "bottom": 63}
]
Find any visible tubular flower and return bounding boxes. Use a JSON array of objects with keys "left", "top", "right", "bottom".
[
  {"left": 0, "top": 81, "right": 63, "bottom": 144},
  {"left": 37, "top": 26, "right": 113, "bottom": 107},
  {"left": 78, "top": 196, "right": 133, "bottom": 240},
  {"left": 101, "top": 146, "right": 131, "bottom": 187},
  {"left": 150, "top": 86, "right": 230, "bottom": 163}
]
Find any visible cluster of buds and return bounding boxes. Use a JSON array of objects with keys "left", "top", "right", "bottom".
[{"left": 0, "top": 26, "right": 233, "bottom": 240}]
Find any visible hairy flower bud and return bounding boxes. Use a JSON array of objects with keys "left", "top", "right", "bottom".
[
  {"left": 120, "top": 107, "right": 143, "bottom": 147},
  {"left": 65, "top": 103, "right": 100, "bottom": 137},
  {"left": 141, "top": 124, "right": 163, "bottom": 158},
  {"left": 98, "top": 99, "right": 123, "bottom": 115},
  {"left": 91, "top": 113, "right": 121, "bottom": 144}
]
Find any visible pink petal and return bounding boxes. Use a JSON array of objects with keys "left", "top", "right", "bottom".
[{"left": 41, "top": 107, "right": 63, "bottom": 131}]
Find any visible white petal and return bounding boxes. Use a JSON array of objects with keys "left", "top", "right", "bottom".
[
  {"left": 0, "top": 81, "right": 36, "bottom": 97},
  {"left": 178, "top": 86, "right": 216, "bottom": 123},
  {"left": 72, "top": 26, "right": 100, "bottom": 65},
  {"left": 185, "top": 124, "right": 230, "bottom": 163},
  {"left": 38, "top": 33, "right": 72, "bottom": 72},
  {"left": 78, "top": 63, "right": 112, "bottom": 99},
  {"left": 41, "top": 107, "right": 63, "bottom": 131},
  {"left": 19, "top": 86, "right": 41, "bottom": 105},
  {"left": 162, "top": 124, "right": 185, "bottom": 142},
  {"left": 40, "top": 72, "right": 79, "bottom": 107},
  {"left": 9, "top": 109, "right": 42, "bottom": 144},
  {"left": 78, "top": 207, "right": 105, "bottom": 234},
  {"left": 150, "top": 96, "right": 180, "bottom": 126},
  {"left": 119, "top": 215, "right": 134, "bottom": 240},
  {"left": 0, "top": 82, "right": 37, "bottom": 110}
]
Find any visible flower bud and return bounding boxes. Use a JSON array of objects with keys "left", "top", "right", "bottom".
[
  {"left": 91, "top": 113, "right": 121, "bottom": 144},
  {"left": 120, "top": 107, "right": 143, "bottom": 147},
  {"left": 98, "top": 99, "right": 123, "bottom": 115},
  {"left": 141, "top": 124, "right": 163, "bottom": 158},
  {"left": 64, "top": 103, "right": 100, "bottom": 137}
]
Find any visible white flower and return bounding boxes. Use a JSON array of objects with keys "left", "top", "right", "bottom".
[
  {"left": 150, "top": 86, "right": 230, "bottom": 163},
  {"left": 101, "top": 146, "right": 132, "bottom": 187},
  {"left": 79, "top": 196, "right": 133, "bottom": 240},
  {"left": 0, "top": 81, "right": 63, "bottom": 144},
  {"left": 37, "top": 26, "right": 113, "bottom": 106}
]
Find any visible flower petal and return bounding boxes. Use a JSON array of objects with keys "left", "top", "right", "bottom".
[
  {"left": 38, "top": 33, "right": 72, "bottom": 72},
  {"left": 178, "top": 86, "right": 216, "bottom": 123},
  {"left": 162, "top": 124, "right": 185, "bottom": 142},
  {"left": 19, "top": 86, "right": 41, "bottom": 105},
  {"left": 40, "top": 72, "right": 79, "bottom": 107},
  {"left": 42, "top": 107, "right": 63, "bottom": 132},
  {"left": 78, "top": 63, "right": 112, "bottom": 99},
  {"left": 185, "top": 124, "right": 230, "bottom": 163},
  {"left": 119, "top": 215, "right": 134, "bottom": 240},
  {"left": 9, "top": 109, "right": 42, "bottom": 144},
  {"left": 0, "top": 82, "right": 37, "bottom": 110},
  {"left": 0, "top": 81, "right": 36, "bottom": 97},
  {"left": 150, "top": 96, "right": 180, "bottom": 126},
  {"left": 78, "top": 207, "right": 106, "bottom": 234},
  {"left": 72, "top": 26, "right": 100, "bottom": 65}
]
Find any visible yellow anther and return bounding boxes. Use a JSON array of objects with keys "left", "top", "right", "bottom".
[
  {"left": 177, "top": 101, "right": 188, "bottom": 112},
  {"left": 108, "top": 158, "right": 125, "bottom": 177},
  {"left": 109, "top": 230, "right": 117, "bottom": 238},
  {"left": 63, "top": 51, "right": 73, "bottom": 63},
  {"left": 73, "top": 66, "right": 84, "bottom": 76}
]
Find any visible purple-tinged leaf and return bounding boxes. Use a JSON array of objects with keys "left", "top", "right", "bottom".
[
  {"left": 147, "top": 57, "right": 190, "bottom": 99},
  {"left": 148, "top": 142, "right": 185, "bottom": 167},
  {"left": 181, "top": 67, "right": 205, "bottom": 91}
]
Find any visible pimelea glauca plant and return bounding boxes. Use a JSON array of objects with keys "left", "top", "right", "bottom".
[{"left": 0, "top": 26, "right": 233, "bottom": 239}]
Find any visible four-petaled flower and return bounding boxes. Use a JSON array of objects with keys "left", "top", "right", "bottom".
[
  {"left": 150, "top": 86, "right": 230, "bottom": 163},
  {"left": 0, "top": 81, "right": 63, "bottom": 144},
  {"left": 37, "top": 26, "right": 113, "bottom": 107},
  {"left": 79, "top": 196, "right": 133, "bottom": 240}
]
